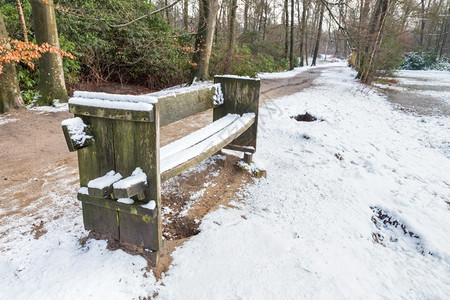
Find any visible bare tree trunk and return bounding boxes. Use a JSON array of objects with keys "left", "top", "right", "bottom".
[
  {"left": 439, "top": 6, "right": 449, "bottom": 58},
  {"left": 0, "top": 12, "right": 24, "bottom": 113},
  {"left": 16, "top": 0, "right": 28, "bottom": 43},
  {"left": 311, "top": 2, "right": 324, "bottom": 66},
  {"left": 224, "top": 0, "right": 237, "bottom": 74},
  {"left": 420, "top": 0, "right": 426, "bottom": 48},
  {"left": 284, "top": 0, "right": 289, "bottom": 59},
  {"left": 190, "top": 0, "right": 219, "bottom": 82},
  {"left": 262, "top": 1, "right": 269, "bottom": 40},
  {"left": 357, "top": 0, "right": 380, "bottom": 78},
  {"left": 362, "top": 0, "right": 391, "bottom": 84},
  {"left": 324, "top": 18, "right": 330, "bottom": 60},
  {"left": 183, "top": 0, "right": 189, "bottom": 29},
  {"left": 299, "top": 0, "right": 308, "bottom": 66},
  {"left": 244, "top": 0, "right": 249, "bottom": 31},
  {"left": 31, "top": 0, "right": 68, "bottom": 106},
  {"left": 289, "top": 0, "right": 295, "bottom": 69}
]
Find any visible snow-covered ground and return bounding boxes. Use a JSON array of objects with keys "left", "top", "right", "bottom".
[
  {"left": 374, "top": 69, "right": 450, "bottom": 111},
  {"left": 1, "top": 63, "right": 449, "bottom": 299}
]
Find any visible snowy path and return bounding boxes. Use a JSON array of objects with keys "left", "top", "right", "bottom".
[
  {"left": 157, "top": 64, "right": 450, "bottom": 298},
  {"left": 1, "top": 63, "right": 449, "bottom": 299}
]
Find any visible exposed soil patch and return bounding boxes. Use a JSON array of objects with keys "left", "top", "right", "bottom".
[
  {"left": 30, "top": 220, "right": 47, "bottom": 239},
  {"left": 292, "top": 112, "right": 318, "bottom": 122}
]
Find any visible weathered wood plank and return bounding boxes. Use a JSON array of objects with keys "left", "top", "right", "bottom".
[
  {"left": 76, "top": 116, "right": 115, "bottom": 187},
  {"left": 112, "top": 103, "right": 163, "bottom": 250},
  {"left": 119, "top": 212, "right": 160, "bottom": 249},
  {"left": 84, "top": 203, "right": 119, "bottom": 239},
  {"left": 70, "top": 103, "right": 154, "bottom": 123},
  {"left": 113, "top": 181, "right": 147, "bottom": 199},
  {"left": 223, "top": 143, "right": 256, "bottom": 153},
  {"left": 213, "top": 76, "right": 260, "bottom": 151},
  {"left": 161, "top": 114, "right": 255, "bottom": 182},
  {"left": 61, "top": 124, "right": 94, "bottom": 152},
  {"left": 158, "top": 86, "right": 216, "bottom": 127},
  {"left": 78, "top": 193, "right": 158, "bottom": 218}
]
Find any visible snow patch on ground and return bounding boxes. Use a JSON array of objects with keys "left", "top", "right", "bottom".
[
  {"left": 156, "top": 66, "right": 450, "bottom": 299},
  {"left": 0, "top": 114, "right": 18, "bottom": 125},
  {"left": 28, "top": 100, "right": 68, "bottom": 113}
]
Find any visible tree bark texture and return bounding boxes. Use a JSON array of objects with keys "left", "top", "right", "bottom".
[
  {"left": 183, "top": 0, "right": 189, "bottom": 29},
  {"left": 299, "top": 0, "right": 308, "bottom": 66},
  {"left": 31, "top": 0, "right": 68, "bottom": 106},
  {"left": 224, "top": 0, "right": 237, "bottom": 74},
  {"left": 16, "top": 0, "right": 28, "bottom": 43},
  {"left": 311, "top": 2, "right": 324, "bottom": 66},
  {"left": 361, "top": 0, "right": 391, "bottom": 84},
  {"left": 289, "top": 0, "right": 295, "bottom": 69},
  {"left": 190, "top": 0, "right": 219, "bottom": 83},
  {"left": 284, "top": 0, "right": 289, "bottom": 59},
  {"left": 0, "top": 13, "right": 24, "bottom": 113}
]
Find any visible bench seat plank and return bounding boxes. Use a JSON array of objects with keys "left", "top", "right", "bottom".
[
  {"left": 160, "top": 113, "right": 240, "bottom": 161},
  {"left": 160, "top": 113, "right": 255, "bottom": 182}
]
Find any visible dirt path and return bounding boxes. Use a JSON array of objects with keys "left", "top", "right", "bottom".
[{"left": 0, "top": 68, "right": 320, "bottom": 276}]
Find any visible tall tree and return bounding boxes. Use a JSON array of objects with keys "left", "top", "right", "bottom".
[
  {"left": 183, "top": 0, "right": 189, "bottom": 29},
  {"left": 30, "top": 0, "right": 68, "bottom": 106},
  {"left": 299, "top": 0, "right": 308, "bottom": 66},
  {"left": 284, "top": 0, "right": 289, "bottom": 59},
  {"left": 16, "top": 0, "right": 28, "bottom": 43},
  {"left": 190, "top": 0, "right": 219, "bottom": 82},
  {"left": 0, "top": 12, "right": 24, "bottom": 113},
  {"left": 311, "top": 1, "right": 324, "bottom": 66},
  {"left": 360, "top": 0, "right": 391, "bottom": 83},
  {"left": 224, "top": 0, "right": 237, "bottom": 74},
  {"left": 289, "top": 0, "right": 295, "bottom": 69}
]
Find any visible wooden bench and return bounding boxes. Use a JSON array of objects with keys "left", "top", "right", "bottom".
[{"left": 62, "top": 76, "right": 260, "bottom": 265}]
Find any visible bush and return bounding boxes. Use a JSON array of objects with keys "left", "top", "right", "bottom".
[{"left": 402, "top": 51, "right": 450, "bottom": 71}]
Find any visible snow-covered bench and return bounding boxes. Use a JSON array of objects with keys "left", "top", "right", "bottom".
[{"left": 62, "top": 76, "right": 260, "bottom": 265}]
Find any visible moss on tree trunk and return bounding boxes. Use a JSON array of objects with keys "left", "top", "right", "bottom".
[
  {"left": 31, "top": 0, "right": 68, "bottom": 106},
  {"left": 0, "top": 13, "right": 24, "bottom": 113}
]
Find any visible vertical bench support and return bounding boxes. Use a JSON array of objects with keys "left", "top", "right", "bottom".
[
  {"left": 213, "top": 76, "right": 260, "bottom": 152},
  {"left": 67, "top": 94, "right": 162, "bottom": 264}
]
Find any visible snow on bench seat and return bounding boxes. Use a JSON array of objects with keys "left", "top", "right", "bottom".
[{"left": 160, "top": 113, "right": 255, "bottom": 182}]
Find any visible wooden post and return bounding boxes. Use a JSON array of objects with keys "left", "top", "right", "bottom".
[
  {"left": 213, "top": 76, "right": 260, "bottom": 151},
  {"left": 69, "top": 96, "right": 162, "bottom": 262}
]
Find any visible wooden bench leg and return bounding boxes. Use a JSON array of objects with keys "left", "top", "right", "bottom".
[{"left": 243, "top": 152, "right": 253, "bottom": 164}]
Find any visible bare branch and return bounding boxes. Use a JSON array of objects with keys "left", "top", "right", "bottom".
[{"left": 105, "top": 0, "right": 181, "bottom": 28}]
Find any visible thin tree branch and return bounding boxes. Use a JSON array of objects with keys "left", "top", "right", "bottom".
[{"left": 104, "top": 0, "right": 181, "bottom": 28}]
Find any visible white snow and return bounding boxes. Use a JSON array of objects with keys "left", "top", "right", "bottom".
[
  {"left": 28, "top": 100, "right": 69, "bottom": 113},
  {"left": 141, "top": 200, "right": 156, "bottom": 210},
  {"left": 156, "top": 64, "right": 450, "bottom": 299},
  {"left": 160, "top": 113, "right": 255, "bottom": 174},
  {"left": 117, "top": 198, "right": 134, "bottom": 205},
  {"left": 1, "top": 64, "right": 449, "bottom": 299},
  {"left": 160, "top": 114, "right": 240, "bottom": 161},
  {"left": 216, "top": 74, "right": 258, "bottom": 80},
  {"left": 78, "top": 187, "right": 88, "bottom": 195},
  {"left": 69, "top": 97, "right": 154, "bottom": 112},
  {"left": 212, "top": 83, "right": 224, "bottom": 106},
  {"left": 147, "top": 82, "right": 213, "bottom": 98},
  {"left": 87, "top": 171, "right": 122, "bottom": 189},
  {"left": 258, "top": 66, "right": 309, "bottom": 79},
  {"left": 0, "top": 114, "right": 18, "bottom": 125},
  {"left": 73, "top": 91, "right": 157, "bottom": 104},
  {"left": 113, "top": 167, "right": 147, "bottom": 189},
  {"left": 61, "top": 117, "right": 93, "bottom": 146}
]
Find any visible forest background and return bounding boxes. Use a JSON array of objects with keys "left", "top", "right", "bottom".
[{"left": 0, "top": 0, "right": 449, "bottom": 112}]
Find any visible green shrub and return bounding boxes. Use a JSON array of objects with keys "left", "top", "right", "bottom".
[{"left": 402, "top": 51, "right": 449, "bottom": 71}]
